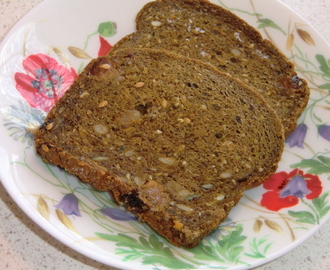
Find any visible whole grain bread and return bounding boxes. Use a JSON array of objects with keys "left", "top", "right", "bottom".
[
  {"left": 35, "top": 48, "right": 284, "bottom": 248},
  {"left": 111, "top": 0, "right": 310, "bottom": 138}
]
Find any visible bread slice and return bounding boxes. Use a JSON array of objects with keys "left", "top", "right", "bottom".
[
  {"left": 35, "top": 48, "right": 284, "bottom": 248},
  {"left": 111, "top": 0, "right": 310, "bottom": 138}
]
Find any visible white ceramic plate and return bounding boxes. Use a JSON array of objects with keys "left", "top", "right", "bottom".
[{"left": 1, "top": 0, "right": 330, "bottom": 269}]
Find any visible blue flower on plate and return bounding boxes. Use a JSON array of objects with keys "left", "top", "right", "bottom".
[
  {"left": 55, "top": 193, "right": 81, "bottom": 217},
  {"left": 285, "top": 123, "right": 307, "bottom": 148},
  {"left": 318, "top": 125, "right": 330, "bottom": 141},
  {"left": 3, "top": 100, "right": 46, "bottom": 146},
  {"left": 279, "top": 174, "right": 311, "bottom": 198},
  {"left": 101, "top": 207, "right": 137, "bottom": 221},
  {"left": 208, "top": 218, "right": 236, "bottom": 241}
]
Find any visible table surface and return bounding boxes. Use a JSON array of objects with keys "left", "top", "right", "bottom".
[{"left": 0, "top": 0, "right": 330, "bottom": 269}]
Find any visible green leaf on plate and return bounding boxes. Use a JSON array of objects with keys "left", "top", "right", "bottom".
[
  {"left": 148, "top": 234, "right": 164, "bottom": 251},
  {"left": 319, "top": 83, "right": 330, "bottom": 91},
  {"left": 315, "top": 54, "right": 330, "bottom": 76},
  {"left": 312, "top": 192, "right": 330, "bottom": 219},
  {"left": 96, "top": 233, "right": 144, "bottom": 250},
  {"left": 291, "top": 158, "right": 330, "bottom": 175},
  {"left": 216, "top": 225, "right": 247, "bottom": 263},
  {"left": 317, "top": 156, "right": 330, "bottom": 167},
  {"left": 288, "top": 210, "right": 316, "bottom": 225},
  {"left": 139, "top": 235, "right": 151, "bottom": 249},
  {"left": 257, "top": 18, "right": 286, "bottom": 35},
  {"left": 120, "top": 252, "right": 142, "bottom": 262},
  {"left": 244, "top": 236, "right": 273, "bottom": 259},
  {"left": 116, "top": 248, "right": 147, "bottom": 262},
  {"left": 96, "top": 232, "right": 196, "bottom": 268},
  {"left": 188, "top": 243, "right": 225, "bottom": 262},
  {"left": 98, "top": 21, "right": 117, "bottom": 37}
]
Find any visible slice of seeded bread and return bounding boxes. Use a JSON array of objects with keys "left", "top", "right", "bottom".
[
  {"left": 35, "top": 48, "right": 284, "bottom": 248},
  {"left": 111, "top": 0, "right": 310, "bottom": 138}
]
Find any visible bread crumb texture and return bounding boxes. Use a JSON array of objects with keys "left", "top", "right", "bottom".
[
  {"left": 35, "top": 48, "right": 284, "bottom": 248},
  {"left": 111, "top": 0, "right": 310, "bottom": 138}
]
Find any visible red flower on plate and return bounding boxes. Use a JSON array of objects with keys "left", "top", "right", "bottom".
[
  {"left": 98, "top": 36, "right": 113, "bottom": 56},
  {"left": 15, "top": 53, "right": 78, "bottom": 112},
  {"left": 260, "top": 168, "right": 322, "bottom": 211}
]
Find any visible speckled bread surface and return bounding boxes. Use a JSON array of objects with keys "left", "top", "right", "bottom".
[
  {"left": 111, "top": 0, "right": 310, "bottom": 138},
  {"left": 35, "top": 48, "right": 284, "bottom": 248}
]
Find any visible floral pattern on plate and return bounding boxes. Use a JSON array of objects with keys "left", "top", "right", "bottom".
[
  {"left": 0, "top": 0, "right": 330, "bottom": 269},
  {"left": 15, "top": 53, "right": 78, "bottom": 112}
]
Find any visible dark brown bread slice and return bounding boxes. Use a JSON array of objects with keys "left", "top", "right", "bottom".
[
  {"left": 35, "top": 48, "right": 284, "bottom": 248},
  {"left": 111, "top": 0, "right": 310, "bottom": 138}
]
